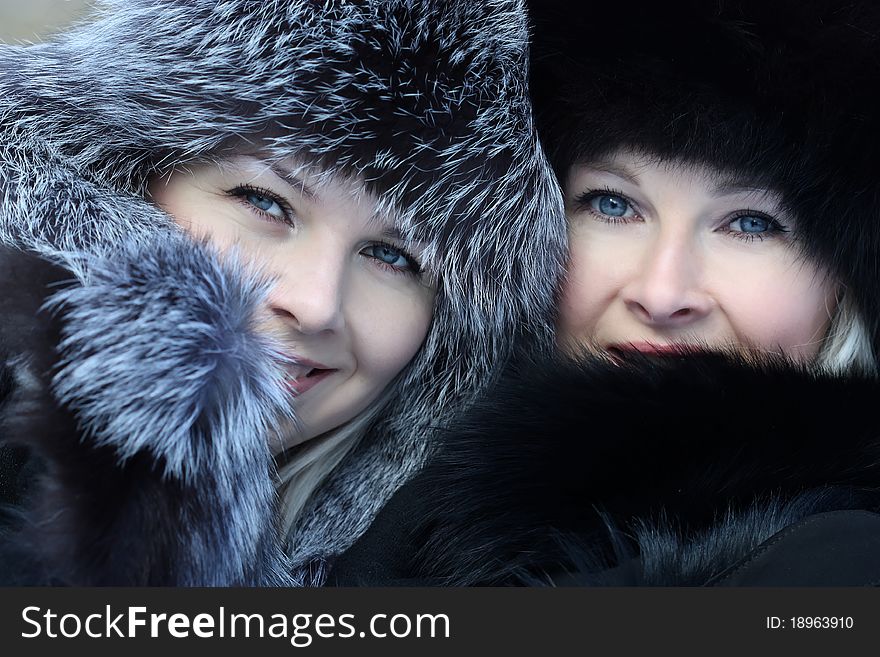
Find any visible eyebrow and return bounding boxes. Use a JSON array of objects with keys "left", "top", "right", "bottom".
[
  {"left": 267, "top": 162, "right": 321, "bottom": 202},
  {"left": 258, "top": 161, "right": 320, "bottom": 202},
  {"left": 710, "top": 176, "right": 778, "bottom": 200},
  {"left": 579, "top": 159, "right": 643, "bottom": 186},
  {"left": 581, "top": 160, "right": 781, "bottom": 203},
  {"left": 375, "top": 225, "right": 404, "bottom": 241},
  {"left": 364, "top": 213, "right": 416, "bottom": 244},
  {"left": 257, "top": 159, "right": 413, "bottom": 242}
]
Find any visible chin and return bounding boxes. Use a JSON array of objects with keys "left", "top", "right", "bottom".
[{"left": 268, "top": 416, "right": 309, "bottom": 455}]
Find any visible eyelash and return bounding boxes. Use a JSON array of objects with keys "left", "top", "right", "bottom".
[
  {"left": 364, "top": 244, "right": 424, "bottom": 277},
  {"left": 573, "top": 189, "right": 791, "bottom": 241},
  {"left": 228, "top": 184, "right": 296, "bottom": 226},
  {"left": 574, "top": 187, "right": 641, "bottom": 224},
  {"left": 721, "top": 210, "right": 791, "bottom": 242},
  {"left": 227, "top": 184, "right": 424, "bottom": 277}
]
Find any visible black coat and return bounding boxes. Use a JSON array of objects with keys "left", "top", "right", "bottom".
[{"left": 330, "top": 352, "right": 880, "bottom": 586}]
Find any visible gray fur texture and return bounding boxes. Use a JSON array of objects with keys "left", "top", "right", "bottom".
[
  {"left": 0, "top": 0, "right": 567, "bottom": 583},
  {"left": 46, "top": 236, "right": 291, "bottom": 481},
  {"left": 0, "top": 242, "right": 292, "bottom": 585}
]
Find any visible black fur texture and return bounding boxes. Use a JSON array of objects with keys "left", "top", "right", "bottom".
[{"left": 344, "top": 352, "right": 880, "bottom": 586}]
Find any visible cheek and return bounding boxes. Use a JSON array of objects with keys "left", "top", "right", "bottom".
[
  {"left": 716, "top": 260, "right": 835, "bottom": 358},
  {"left": 172, "top": 203, "right": 246, "bottom": 251},
  {"left": 151, "top": 178, "right": 223, "bottom": 241},
  {"left": 273, "top": 274, "right": 434, "bottom": 450},
  {"left": 556, "top": 229, "right": 625, "bottom": 352},
  {"left": 348, "top": 280, "right": 434, "bottom": 385},
  {"left": 150, "top": 175, "right": 256, "bottom": 252}
]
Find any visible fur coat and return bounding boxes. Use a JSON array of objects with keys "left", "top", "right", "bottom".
[
  {"left": 0, "top": 0, "right": 566, "bottom": 585},
  {"left": 328, "top": 0, "right": 880, "bottom": 588},
  {"left": 329, "top": 352, "right": 880, "bottom": 586}
]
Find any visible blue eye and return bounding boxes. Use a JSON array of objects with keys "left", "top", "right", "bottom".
[
  {"left": 731, "top": 215, "right": 771, "bottom": 233},
  {"left": 576, "top": 191, "right": 638, "bottom": 221},
  {"left": 724, "top": 212, "right": 791, "bottom": 242},
  {"left": 245, "top": 192, "right": 286, "bottom": 220},
  {"left": 593, "top": 194, "right": 630, "bottom": 217},
  {"left": 228, "top": 185, "right": 292, "bottom": 224},
  {"left": 362, "top": 244, "right": 420, "bottom": 274},
  {"left": 727, "top": 214, "right": 791, "bottom": 239}
]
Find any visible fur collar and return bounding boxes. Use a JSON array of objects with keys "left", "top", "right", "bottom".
[{"left": 398, "top": 352, "right": 880, "bottom": 585}]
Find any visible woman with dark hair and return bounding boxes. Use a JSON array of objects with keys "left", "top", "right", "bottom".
[
  {"left": 0, "top": 0, "right": 566, "bottom": 585},
  {"left": 330, "top": 0, "right": 880, "bottom": 586}
]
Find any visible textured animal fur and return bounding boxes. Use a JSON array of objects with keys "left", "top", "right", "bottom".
[
  {"left": 0, "top": 0, "right": 567, "bottom": 584},
  {"left": 328, "top": 0, "right": 880, "bottom": 587},
  {"left": 0, "top": 242, "right": 292, "bottom": 585},
  {"left": 334, "top": 352, "right": 880, "bottom": 586},
  {"left": 529, "top": 0, "right": 880, "bottom": 354}
]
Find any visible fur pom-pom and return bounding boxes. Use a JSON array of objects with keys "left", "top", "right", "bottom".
[
  {"left": 0, "top": 239, "right": 295, "bottom": 585},
  {"left": 46, "top": 234, "right": 292, "bottom": 482}
]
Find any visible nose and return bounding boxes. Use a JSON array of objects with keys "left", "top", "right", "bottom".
[
  {"left": 621, "top": 230, "right": 714, "bottom": 329},
  {"left": 266, "top": 244, "right": 346, "bottom": 335}
]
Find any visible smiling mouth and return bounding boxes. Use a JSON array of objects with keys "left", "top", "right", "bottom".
[
  {"left": 285, "top": 367, "right": 336, "bottom": 397},
  {"left": 275, "top": 353, "right": 337, "bottom": 398}
]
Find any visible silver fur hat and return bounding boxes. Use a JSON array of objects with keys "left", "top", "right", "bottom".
[{"left": 0, "top": 0, "right": 566, "bottom": 583}]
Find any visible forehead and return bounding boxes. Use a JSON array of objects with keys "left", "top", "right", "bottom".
[
  {"left": 219, "top": 155, "right": 372, "bottom": 207},
  {"left": 221, "top": 154, "right": 405, "bottom": 229},
  {"left": 569, "top": 149, "right": 783, "bottom": 203}
]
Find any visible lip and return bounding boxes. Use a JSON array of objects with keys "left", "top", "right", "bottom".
[
  {"left": 275, "top": 352, "right": 338, "bottom": 398},
  {"left": 605, "top": 342, "right": 703, "bottom": 357},
  {"left": 285, "top": 368, "right": 335, "bottom": 397}
]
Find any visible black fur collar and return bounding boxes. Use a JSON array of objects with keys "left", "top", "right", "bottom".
[{"left": 395, "top": 352, "right": 880, "bottom": 585}]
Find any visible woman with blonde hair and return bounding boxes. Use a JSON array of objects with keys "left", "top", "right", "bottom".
[
  {"left": 0, "top": 0, "right": 566, "bottom": 585},
  {"left": 331, "top": 0, "right": 880, "bottom": 586}
]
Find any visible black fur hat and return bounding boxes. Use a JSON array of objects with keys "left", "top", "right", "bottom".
[{"left": 529, "top": 0, "right": 880, "bottom": 358}]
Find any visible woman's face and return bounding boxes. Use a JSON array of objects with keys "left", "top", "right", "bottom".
[
  {"left": 558, "top": 150, "right": 837, "bottom": 361},
  {"left": 150, "top": 156, "right": 434, "bottom": 452}
]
